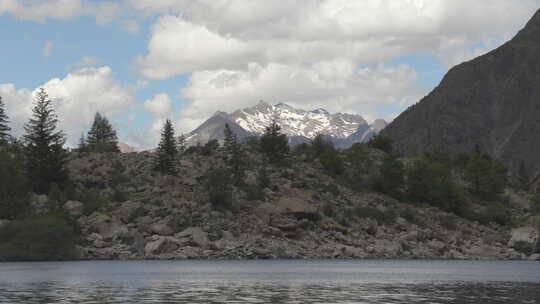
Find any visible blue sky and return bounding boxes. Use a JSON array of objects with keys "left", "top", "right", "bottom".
[{"left": 1, "top": 1, "right": 538, "bottom": 148}]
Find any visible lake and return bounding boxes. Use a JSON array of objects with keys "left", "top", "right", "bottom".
[{"left": 0, "top": 260, "right": 539, "bottom": 303}]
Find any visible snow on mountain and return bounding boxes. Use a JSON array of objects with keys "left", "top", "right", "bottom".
[
  {"left": 185, "top": 101, "right": 387, "bottom": 148},
  {"left": 230, "top": 101, "right": 367, "bottom": 139}
]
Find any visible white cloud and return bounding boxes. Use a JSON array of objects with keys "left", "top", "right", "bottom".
[
  {"left": 137, "top": 1, "right": 540, "bottom": 79},
  {"left": 177, "top": 61, "right": 423, "bottom": 132},
  {"left": 144, "top": 93, "right": 171, "bottom": 119},
  {"left": 0, "top": 66, "right": 134, "bottom": 146},
  {"left": 42, "top": 41, "right": 53, "bottom": 57},
  {"left": 0, "top": 0, "right": 119, "bottom": 23}
]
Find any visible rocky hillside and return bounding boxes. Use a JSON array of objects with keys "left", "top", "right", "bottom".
[
  {"left": 382, "top": 9, "right": 540, "bottom": 181},
  {"left": 24, "top": 146, "right": 536, "bottom": 261},
  {"left": 186, "top": 101, "right": 386, "bottom": 147}
]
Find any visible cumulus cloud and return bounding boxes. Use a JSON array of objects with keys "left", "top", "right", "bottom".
[
  {"left": 141, "top": 93, "right": 173, "bottom": 147},
  {"left": 137, "top": 0, "right": 540, "bottom": 79},
  {"left": 0, "top": 66, "right": 134, "bottom": 146},
  {"left": 177, "top": 61, "right": 423, "bottom": 132},
  {"left": 144, "top": 93, "right": 171, "bottom": 119},
  {"left": 0, "top": 0, "right": 118, "bottom": 23}
]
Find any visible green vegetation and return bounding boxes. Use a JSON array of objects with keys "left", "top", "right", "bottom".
[
  {"left": 354, "top": 206, "right": 396, "bottom": 225},
  {"left": 367, "top": 134, "right": 393, "bottom": 153},
  {"left": 223, "top": 123, "right": 246, "bottom": 185},
  {"left": 205, "top": 167, "right": 234, "bottom": 210},
  {"left": 0, "top": 149, "right": 30, "bottom": 220},
  {"left": 406, "top": 152, "right": 466, "bottom": 214},
  {"left": 375, "top": 153, "right": 404, "bottom": 198},
  {"left": 465, "top": 152, "right": 506, "bottom": 201},
  {"left": 154, "top": 119, "right": 179, "bottom": 175},
  {"left": 0, "top": 89, "right": 536, "bottom": 261},
  {"left": 23, "top": 88, "right": 69, "bottom": 194},
  {"left": 83, "top": 112, "right": 120, "bottom": 152},
  {"left": 260, "top": 120, "right": 289, "bottom": 164},
  {"left": 0, "top": 96, "right": 11, "bottom": 145},
  {"left": 0, "top": 217, "right": 78, "bottom": 261}
]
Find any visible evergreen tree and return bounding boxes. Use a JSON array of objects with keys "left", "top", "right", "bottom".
[
  {"left": 260, "top": 120, "right": 289, "bottom": 164},
  {"left": 177, "top": 134, "right": 187, "bottom": 154},
  {"left": 465, "top": 152, "right": 506, "bottom": 200},
  {"left": 77, "top": 133, "right": 87, "bottom": 152},
  {"left": 375, "top": 153, "right": 404, "bottom": 198},
  {"left": 154, "top": 119, "right": 178, "bottom": 175},
  {"left": 23, "top": 88, "right": 68, "bottom": 194},
  {"left": 86, "top": 112, "right": 119, "bottom": 152},
  {"left": 0, "top": 96, "right": 11, "bottom": 144},
  {"left": 0, "top": 149, "right": 30, "bottom": 219},
  {"left": 368, "top": 134, "right": 393, "bottom": 153},
  {"left": 223, "top": 123, "right": 245, "bottom": 184},
  {"left": 406, "top": 156, "right": 465, "bottom": 214}
]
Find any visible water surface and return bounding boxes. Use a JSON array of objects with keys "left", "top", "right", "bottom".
[{"left": 0, "top": 260, "right": 538, "bottom": 303}]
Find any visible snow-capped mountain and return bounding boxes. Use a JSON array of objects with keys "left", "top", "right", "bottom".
[
  {"left": 185, "top": 101, "right": 387, "bottom": 148},
  {"left": 230, "top": 101, "right": 367, "bottom": 139}
]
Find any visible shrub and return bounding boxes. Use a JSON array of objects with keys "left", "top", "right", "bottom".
[
  {"left": 0, "top": 150, "right": 31, "bottom": 219},
  {"left": 78, "top": 190, "right": 109, "bottom": 215},
  {"left": 465, "top": 152, "right": 506, "bottom": 201},
  {"left": 0, "top": 217, "right": 78, "bottom": 261},
  {"left": 354, "top": 206, "right": 396, "bottom": 225},
  {"left": 406, "top": 156, "right": 467, "bottom": 215},
  {"left": 205, "top": 168, "right": 234, "bottom": 210},
  {"left": 476, "top": 202, "right": 511, "bottom": 226},
  {"left": 319, "top": 146, "right": 345, "bottom": 176},
  {"left": 374, "top": 153, "right": 404, "bottom": 198},
  {"left": 200, "top": 139, "right": 220, "bottom": 156},
  {"left": 367, "top": 135, "right": 393, "bottom": 153},
  {"left": 322, "top": 202, "right": 335, "bottom": 217}
]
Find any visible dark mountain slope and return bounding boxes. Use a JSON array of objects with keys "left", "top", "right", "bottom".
[{"left": 382, "top": 9, "right": 540, "bottom": 180}]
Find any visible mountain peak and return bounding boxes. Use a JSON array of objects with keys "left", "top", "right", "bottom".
[
  {"left": 382, "top": 8, "right": 540, "bottom": 178},
  {"left": 275, "top": 102, "right": 295, "bottom": 110},
  {"left": 514, "top": 9, "right": 540, "bottom": 42},
  {"left": 311, "top": 108, "right": 329, "bottom": 115},
  {"left": 186, "top": 101, "right": 386, "bottom": 148}
]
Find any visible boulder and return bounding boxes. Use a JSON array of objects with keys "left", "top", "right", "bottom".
[
  {"left": 144, "top": 237, "right": 179, "bottom": 256},
  {"left": 150, "top": 221, "right": 175, "bottom": 236},
  {"left": 508, "top": 227, "right": 538, "bottom": 254},
  {"left": 176, "top": 227, "right": 209, "bottom": 248},
  {"left": 116, "top": 201, "right": 144, "bottom": 223},
  {"left": 64, "top": 200, "right": 84, "bottom": 218},
  {"left": 83, "top": 212, "right": 128, "bottom": 241}
]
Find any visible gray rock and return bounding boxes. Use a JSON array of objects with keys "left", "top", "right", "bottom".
[
  {"left": 176, "top": 227, "right": 209, "bottom": 248},
  {"left": 508, "top": 227, "right": 538, "bottom": 254},
  {"left": 64, "top": 200, "right": 84, "bottom": 218},
  {"left": 150, "top": 222, "right": 175, "bottom": 236},
  {"left": 116, "top": 201, "right": 144, "bottom": 223},
  {"left": 83, "top": 213, "right": 128, "bottom": 241},
  {"left": 144, "top": 237, "right": 179, "bottom": 256}
]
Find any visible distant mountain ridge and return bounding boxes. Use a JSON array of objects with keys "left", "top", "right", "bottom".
[
  {"left": 382, "top": 9, "right": 540, "bottom": 182},
  {"left": 185, "top": 101, "right": 387, "bottom": 148}
]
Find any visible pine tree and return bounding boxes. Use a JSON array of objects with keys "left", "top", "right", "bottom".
[
  {"left": 154, "top": 119, "right": 178, "bottom": 175},
  {"left": 465, "top": 152, "right": 506, "bottom": 200},
  {"left": 260, "top": 120, "right": 289, "bottom": 164},
  {"left": 23, "top": 88, "right": 68, "bottom": 194},
  {"left": 177, "top": 134, "right": 186, "bottom": 154},
  {"left": 0, "top": 96, "right": 11, "bottom": 144},
  {"left": 223, "top": 123, "right": 245, "bottom": 185},
  {"left": 77, "top": 133, "right": 87, "bottom": 152},
  {"left": 375, "top": 153, "right": 404, "bottom": 198},
  {"left": 86, "top": 112, "right": 119, "bottom": 152}
]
